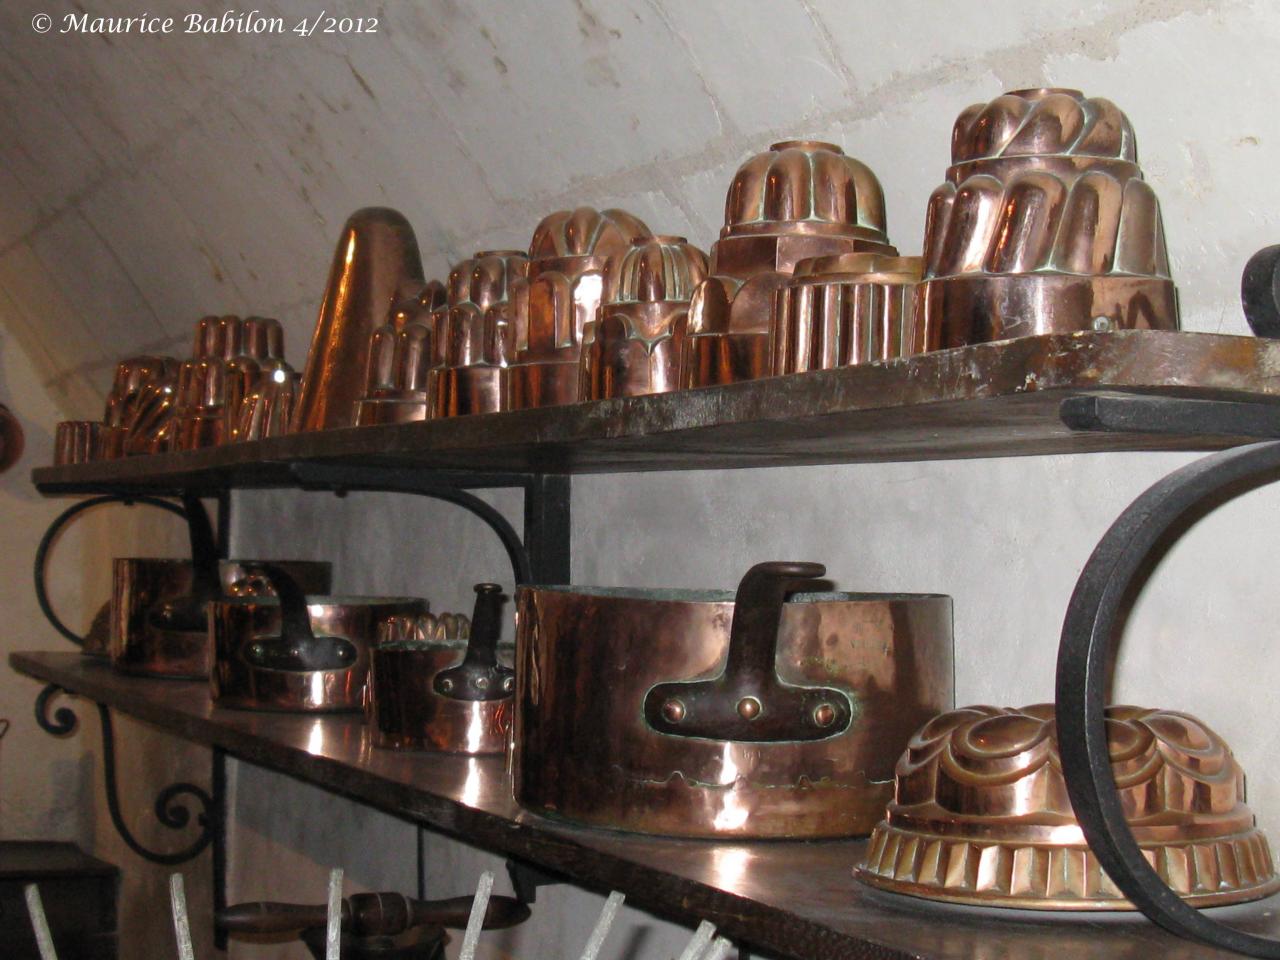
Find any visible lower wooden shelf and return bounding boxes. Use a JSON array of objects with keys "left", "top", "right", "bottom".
[{"left": 12, "top": 651, "right": 1280, "bottom": 960}]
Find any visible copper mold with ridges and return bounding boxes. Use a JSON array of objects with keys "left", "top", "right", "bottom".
[
  {"left": 355, "top": 281, "right": 446, "bottom": 426},
  {"left": 508, "top": 207, "right": 652, "bottom": 409},
  {"left": 582, "top": 235, "right": 709, "bottom": 400},
  {"left": 684, "top": 140, "right": 899, "bottom": 387},
  {"left": 855, "top": 703, "right": 1280, "bottom": 909},
  {"left": 101, "top": 355, "right": 180, "bottom": 458},
  {"left": 917, "top": 88, "right": 1180, "bottom": 347}
]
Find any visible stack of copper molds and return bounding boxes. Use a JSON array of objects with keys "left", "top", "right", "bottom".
[
  {"left": 684, "top": 140, "right": 904, "bottom": 386},
  {"left": 583, "top": 235, "right": 709, "bottom": 399},
  {"left": 355, "top": 280, "right": 447, "bottom": 425},
  {"left": 916, "top": 88, "right": 1180, "bottom": 347},
  {"left": 508, "top": 207, "right": 651, "bottom": 409},
  {"left": 434, "top": 250, "right": 529, "bottom": 417}
]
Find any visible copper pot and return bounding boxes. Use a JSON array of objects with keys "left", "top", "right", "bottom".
[
  {"left": 514, "top": 561, "right": 953, "bottom": 839},
  {"left": 368, "top": 584, "right": 515, "bottom": 754},
  {"left": 111, "top": 558, "right": 331, "bottom": 679},
  {"left": 211, "top": 566, "right": 425, "bottom": 713}
]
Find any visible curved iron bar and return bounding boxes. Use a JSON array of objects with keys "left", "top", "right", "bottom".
[
  {"left": 34, "top": 495, "right": 187, "bottom": 646},
  {"left": 32, "top": 683, "right": 215, "bottom": 864},
  {"left": 1056, "top": 439, "right": 1280, "bottom": 958},
  {"left": 35, "top": 683, "right": 78, "bottom": 735},
  {"left": 289, "top": 463, "right": 534, "bottom": 584}
]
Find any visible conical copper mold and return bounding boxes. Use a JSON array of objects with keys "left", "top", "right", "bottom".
[
  {"left": 293, "top": 208, "right": 425, "bottom": 432},
  {"left": 582, "top": 236, "right": 709, "bottom": 400},
  {"left": 916, "top": 88, "right": 1180, "bottom": 347},
  {"left": 684, "top": 140, "right": 899, "bottom": 388},
  {"left": 856, "top": 703, "right": 1280, "bottom": 909}
]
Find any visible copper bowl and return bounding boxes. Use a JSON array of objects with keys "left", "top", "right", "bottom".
[
  {"left": 211, "top": 594, "right": 426, "bottom": 713},
  {"left": 369, "top": 585, "right": 515, "bottom": 755},
  {"left": 855, "top": 704, "right": 1280, "bottom": 909},
  {"left": 514, "top": 561, "right": 953, "bottom": 839},
  {"left": 110, "top": 559, "right": 332, "bottom": 679}
]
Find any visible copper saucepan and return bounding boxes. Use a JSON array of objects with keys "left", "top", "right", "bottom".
[
  {"left": 514, "top": 561, "right": 954, "bottom": 839},
  {"left": 211, "top": 564, "right": 426, "bottom": 713},
  {"left": 368, "top": 583, "right": 515, "bottom": 755}
]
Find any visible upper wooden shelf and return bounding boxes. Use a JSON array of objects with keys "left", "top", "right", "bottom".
[
  {"left": 32, "top": 332, "right": 1280, "bottom": 494},
  {"left": 15, "top": 651, "right": 1280, "bottom": 960}
]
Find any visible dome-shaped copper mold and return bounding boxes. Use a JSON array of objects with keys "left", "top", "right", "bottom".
[
  {"left": 355, "top": 281, "right": 447, "bottom": 426},
  {"left": 917, "top": 89, "right": 1179, "bottom": 348},
  {"left": 855, "top": 704, "right": 1280, "bottom": 910}
]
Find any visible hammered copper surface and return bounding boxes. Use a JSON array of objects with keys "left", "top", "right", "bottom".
[
  {"left": 293, "top": 208, "right": 425, "bottom": 432},
  {"left": 110, "top": 559, "right": 331, "bottom": 679},
  {"left": 917, "top": 88, "right": 1180, "bottom": 346},
  {"left": 514, "top": 584, "right": 953, "bottom": 839},
  {"left": 582, "top": 236, "right": 709, "bottom": 400},
  {"left": 773, "top": 254, "right": 924, "bottom": 375},
  {"left": 212, "top": 595, "right": 425, "bottom": 712},
  {"left": 856, "top": 704, "right": 1280, "bottom": 909},
  {"left": 685, "top": 140, "right": 899, "bottom": 387}
]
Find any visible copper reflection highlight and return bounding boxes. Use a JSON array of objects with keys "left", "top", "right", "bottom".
[{"left": 856, "top": 704, "right": 1280, "bottom": 909}]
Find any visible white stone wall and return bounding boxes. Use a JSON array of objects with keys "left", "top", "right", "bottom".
[{"left": 6, "top": 0, "right": 1280, "bottom": 957}]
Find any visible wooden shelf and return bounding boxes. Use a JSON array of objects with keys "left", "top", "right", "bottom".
[
  {"left": 14, "top": 651, "right": 1280, "bottom": 960},
  {"left": 33, "top": 332, "right": 1280, "bottom": 494}
]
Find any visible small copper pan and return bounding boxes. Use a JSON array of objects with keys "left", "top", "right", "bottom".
[
  {"left": 369, "top": 583, "right": 515, "bottom": 755},
  {"left": 514, "top": 561, "right": 953, "bottom": 839}
]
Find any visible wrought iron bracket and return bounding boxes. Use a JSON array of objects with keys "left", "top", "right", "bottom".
[
  {"left": 1055, "top": 431, "right": 1280, "bottom": 957},
  {"left": 33, "top": 684, "right": 220, "bottom": 867},
  {"left": 505, "top": 858, "right": 567, "bottom": 904}
]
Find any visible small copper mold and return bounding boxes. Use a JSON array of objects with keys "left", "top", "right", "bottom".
[
  {"left": 102, "top": 355, "right": 180, "bottom": 458},
  {"left": 581, "top": 236, "right": 709, "bottom": 400},
  {"left": 294, "top": 208, "right": 426, "bottom": 432},
  {"left": 917, "top": 88, "right": 1180, "bottom": 348},
  {"left": 508, "top": 207, "right": 652, "bottom": 409},
  {"left": 435, "top": 251, "right": 529, "bottom": 417},
  {"left": 53, "top": 421, "right": 103, "bottom": 466},
  {"left": 369, "top": 583, "right": 515, "bottom": 755},
  {"left": 684, "top": 140, "right": 899, "bottom": 387},
  {"left": 772, "top": 254, "right": 924, "bottom": 374},
  {"left": 856, "top": 704, "right": 1280, "bottom": 909}
]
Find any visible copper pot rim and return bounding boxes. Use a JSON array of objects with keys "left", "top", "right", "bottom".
[
  {"left": 216, "top": 594, "right": 425, "bottom": 609},
  {"left": 522, "top": 584, "right": 949, "bottom": 604}
]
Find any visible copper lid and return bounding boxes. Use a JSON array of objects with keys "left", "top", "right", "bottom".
[{"left": 856, "top": 704, "right": 1280, "bottom": 909}]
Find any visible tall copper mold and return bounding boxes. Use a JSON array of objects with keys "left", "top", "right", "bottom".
[
  {"left": 508, "top": 207, "right": 652, "bottom": 409},
  {"left": 110, "top": 559, "right": 332, "bottom": 679},
  {"left": 101, "top": 355, "right": 180, "bottom": 458},
  {"left": 856, "top": 704, "right": 1280, "bottom": 909},
  {"left": 211, "top": 594, "right": 426, "bottom": 713},
  {"left": 582, "top": 236, "right": 709, "bottom": 400},
  {"left": 369, "top": 585, "right": 515, "bottom": 755},
  {"left": 355, "top": 282, "right": 446, "bottom": 426},
  {"left": 226, "top": 316, "right": 296, "bottom": 442},
  {"left": 293, "top": 208, "right": 425, "bottom": 432},
  {"left": 435, "top": 251, "right": 529, "bottom": 417},
  {"left": 53, "top": 421, "right": 103, "bottom": 465},
  {"left": 772, "top": 254, "right": 924, "bottom": 375},
  {"left": 684, "top": 140, "right": 898, "bottom": 387},
  {"left": 514, "top": 562, "right": 953, "bottom": 839},
  {"left": 917, "top": 88, "right": 1180, "bottom": 348}
]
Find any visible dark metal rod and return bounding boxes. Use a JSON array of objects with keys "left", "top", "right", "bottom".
[
  {"left": 1061, "top": 393, "right": 1280, "bottom": 439},
  {"left": 522, "top": 474, "right": 571, "bottom": 585},
  {"left": 212, "top": 747, "right": 228, "bottom": 951},
  {"left": 1056, "top": 438, "right": 1280, "bottom": 958}
]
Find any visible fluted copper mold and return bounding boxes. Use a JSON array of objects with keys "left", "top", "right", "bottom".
[
  {"left": 772, "top": 254, "right": 924, "bottom": 375},
  {"left": 582, "top": 236, "right": 709, "bottom": 399},
  {"left": 856, "top": 704, "right": 1280, "bottom": 909},
  {"left": 514, "top": 575, "right": 952, "bottom": 839},
  {"left": 685, "top": 140, "right": 899, "bottom": 387},
  {"left": 53, "top": 421, "right": 103, "bottom": 465},
  {"left": 294, "top": 208, "right": 425, "bottom": 432},
  {"left": 356, "top": 320, "right": 435, "bottom": 425},
  {"left": 235, "top": 366, "right": 299, "bottom": 441},
  {"left": 918, "top": 88, "right": 1180, "bottom": 347},
  {"left": 212, "top": 595, "right": 426, "bottom": 713},
  {"left": 110, "top": 559, "right": 331, "bottom": 679},
  {"left": 369, "top": 611, "right": 515, "bottom": 755},
  {"left": 435, "top": 251, "right": 529, "bottom": 417},
  {"left": 102, "top": 355, "right": 180, "bottom": 458},
  {"left": 508, "top": 208, "right": 651, "bottom": 409}
]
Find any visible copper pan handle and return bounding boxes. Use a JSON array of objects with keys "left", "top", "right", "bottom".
[
  {"left": 643, "top": 561, "right": 853, "bottom": 742},
  {"left": 241, "top": 564, "right": 357, "bottom": 672},
  {"left": 433, "top": 583, "right": 514, "bottom": 701}
]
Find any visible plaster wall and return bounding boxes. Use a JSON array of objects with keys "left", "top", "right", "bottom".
[{"left": 4, "top": 0, "right": 1280, "bottom": 958}]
